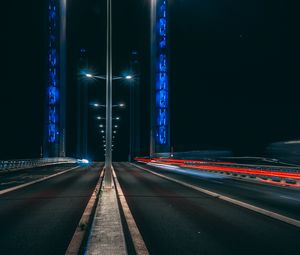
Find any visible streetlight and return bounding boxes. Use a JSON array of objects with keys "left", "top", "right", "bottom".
[
  {"left": 96, "top": 116, "right": 120, "bottom": 120},
  {"left": 92, "top": 103, "right": 126, "bottom": 108},
  {"left": 84, "top": 6, "right": 132, "bottom": 188},
  {"left": 85, "top": 73, "right": 132, "bottom": 81}
]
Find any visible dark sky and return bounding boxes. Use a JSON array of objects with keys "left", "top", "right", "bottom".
[{"left": 1, "top": 0, "right": 300, "bottom": 160}]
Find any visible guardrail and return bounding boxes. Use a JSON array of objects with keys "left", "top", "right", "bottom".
[{"left": 0, "top": 157, "right": 77, "bottom": 172}]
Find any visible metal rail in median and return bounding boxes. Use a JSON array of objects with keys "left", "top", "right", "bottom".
[{"left": 0, "top": 157, "right": 77, "bottom": 172}]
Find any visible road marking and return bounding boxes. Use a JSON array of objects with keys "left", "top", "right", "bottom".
[
  {"left": 132, "top": 163, "right": 300, "bottom": 229},
  {"left": 112, "top": 166, "right": 149, "bottom": 255},
  {"left": 65, "top": 165, "right": 104, "bottom": 255},
  {"left": 280, "top": 195, "right": 300, "bottom": 202},
  {"left": 211, "top": 180, "right": 224, "bottom": 184},
  {"left": 0, "top": 166, "right": 80, "bottom": 196}
]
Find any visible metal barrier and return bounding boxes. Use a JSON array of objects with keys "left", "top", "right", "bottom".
[{"left": 0, "top": 158, "right": 77, "bottom": 172}]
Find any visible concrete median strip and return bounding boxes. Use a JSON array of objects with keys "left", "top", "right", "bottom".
[
  {"left": 84, "top": 167, "right": 127, "bottom": 255},
  {"left": 65, "top": 166, "right": 104, "bottom": 255},
  {"left": 132, "top": 163, "right": 300, "bottom": 229},
  {"left": 0, "top": 166, "right": 80, "bottom": 196},
  {"left": 112, "top": 166, "right": 149, "bottom": 255}
]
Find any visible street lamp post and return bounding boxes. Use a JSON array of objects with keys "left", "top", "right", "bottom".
[{"left": 104, "top": 0, "right": 113, "bottom": 188}]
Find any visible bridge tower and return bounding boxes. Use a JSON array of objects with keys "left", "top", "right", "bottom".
[
  {"left": 44, "top": 0, "right": 67, "bottom": 158},
  {"left": 150, "top": 0, "right": 170, "bottom": 157}
]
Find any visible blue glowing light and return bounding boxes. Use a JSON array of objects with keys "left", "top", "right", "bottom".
[
  {"left": 155, "top": 0, "right": 168, "bottom": 145},
  {"left": 48, "top": 0, "right": 59, "bottom": 143}
]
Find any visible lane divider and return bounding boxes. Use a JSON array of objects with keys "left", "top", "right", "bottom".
[
  {"left": 65, "top": 165, "right": 104, "bottom": 255},
  {"left": 131, "top": 163, "right": 300, "bottom": 229},
  {"left": 0, "top": 166, "right": 81, "bottom": 196},
  {"left": 112, "top": 165, "right": 149, "bottom": 255}
]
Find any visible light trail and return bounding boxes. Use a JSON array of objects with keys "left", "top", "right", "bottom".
[{"left": 134, "top": 157, "right": 300, "bottom": 184}]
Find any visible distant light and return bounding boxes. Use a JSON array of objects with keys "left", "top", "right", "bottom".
[
  {"left": 125, "top": 75, "right": 133, "bottom": 80},
  {"left": 97, "top": 116, "right": 102, "bottom": 120},
  {"left": 116, "top": 117, "right": 120, "bottom": 120},
  {"left": 284, "top": 140, "right": 300, "bottom": 144},
  {"left": 101, "top": 130, "right": 104, "bottom": 133},
  {"left": 99, "top": 125, "right": 104, "bottom": 128},
  {"left": 119, "top": 103, "right": 125, "bottom": 107},
  {"left": 86, "top": 73, "right": 93, "bottom": 78},
  {"left": 94, "top": 103, "right": 99, "bottom": 107},
  {"left": 114, "top": 125, "right": 118, "bottom": 128},
  {"left": 113, "top": 131, "right": 117, "bottom": 134},
  {"left": 77, "top": 159, "right": 89, "bottom": 164}
]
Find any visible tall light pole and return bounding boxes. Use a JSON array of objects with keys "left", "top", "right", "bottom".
[
  {"left": 59, "top": 0, "right": 67, "bottom": 157},
  {"left": 104, "top": 0, "right": 113, "bottom": 188}
]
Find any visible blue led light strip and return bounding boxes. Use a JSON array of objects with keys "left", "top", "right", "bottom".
[
  {"left": 48, "top": 0, "right": 59, "bottom": 143},
  {"left": 156, "top": 0, "right": 168, "bottom": 145}
]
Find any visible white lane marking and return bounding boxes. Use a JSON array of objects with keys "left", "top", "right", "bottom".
[
  {"left": 132, "top": 163, "right": 300, "bottom": 229},
  {"left": 0, "top": 166, "right": 80, "bottom": 196},
  {"left": 280, "top": 195, "right": 300, "bottom": 202},
  {"left": 65, "top": 166, "right": 104, "bottom": 255},
  {"left": 112, "top": 165, "right": 149, "bottom": 255},
  {"left": 211, "top": 180, "right": 224, "bottom": 184}
]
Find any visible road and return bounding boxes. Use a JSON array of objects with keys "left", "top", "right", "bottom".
[
  {"left": 114, "top": 162, "right": 300, "bottom": 255},
  {"left": 142, "top": 162, "right": 300, "bottom": 221},
  {"left": 0, "top": 163, "right": 78, "bottom": 191},
  {"left": 0, "top": 163, "right": 102, "bottom": 255}
]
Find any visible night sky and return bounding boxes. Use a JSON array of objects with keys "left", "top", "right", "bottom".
[{"left": 1, "top": 0, "right": 299, "bottom": 160}]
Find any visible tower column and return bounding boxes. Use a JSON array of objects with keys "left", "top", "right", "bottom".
[
  {"left": 150, "top": 0, "right": 170, "bottom": 157},
  {"left": 44, "top": 0, "right": 67, "bottom": 158}
]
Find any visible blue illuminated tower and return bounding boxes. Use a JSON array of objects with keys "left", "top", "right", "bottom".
[
  {"left": 44, "top": 0, "right": 67, "bottom": 158},
  {"left": 150, "top": 0, "right": 170, "bottom": 157}
]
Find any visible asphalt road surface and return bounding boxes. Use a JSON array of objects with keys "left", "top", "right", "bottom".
[
  {"left": 142, "top": 162, "right": 300, "bottom": 221},
  {"left": 0, "top": 163, "right": 78, "bottom": 191},
  {"left": 0, "top": 163, "right": 102, "bottom": 255},
  {"left": 114, "top": 162, "right": 300, "bottom": 255}
]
